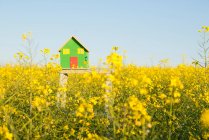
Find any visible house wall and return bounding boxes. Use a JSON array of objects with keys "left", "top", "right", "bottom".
[{"left": 60, "top": 38, "right": 89, "bottom": 69}]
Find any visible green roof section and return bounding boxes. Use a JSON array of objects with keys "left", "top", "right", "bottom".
[{"left": 58, "top": 36, "right": 89, "bottom": 52}]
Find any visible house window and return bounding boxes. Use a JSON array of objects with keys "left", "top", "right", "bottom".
[
  {"left": 63, "top": 49, "right": 70, "bottom": 54},
  {"left": 77, "top": 48, "right": 84, "bottom": 54}
]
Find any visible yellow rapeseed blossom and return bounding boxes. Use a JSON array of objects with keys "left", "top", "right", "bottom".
[
  {"left": 70, "top": 128, "right": 75, "bottom": 136},
  {"left": 22, "top": 32, "right": 32, "bottom": 41},
  {"left": 159, "top": 93, "right": 167, "bottom": 99},
  {"left": 50, "top": 54, "right": 60, "bottom": 60},
  {"left": 0, "top": 45, "right": 208, "bottom": 139},
  {"left": 85, "top": 133, "right": 104, "bottom": 140},
  {"left": 32, "top": 97, "right": 47, "bottom": 111},
  {"left": 174, "top": 91, "right": 181, "bottom": 98},
  {"left": 41, "top": 48, "right": 50, "bottom": 55},
  {"left": 201, "top": 109, "right": 209, "bottom": 128},
  {"left": 127, "top": 95, "right": 151, "bottom": 124},
  {"left": 198, "top": 26, "right": 209, "bottom": 33},
  {"left": 76, "top": 101, "right": 94, "bottom": 119},
  {"left": 0, "top": 85, "right": 5, "bottom": 99},
  {"left": 0, "top": 125, "right": 13, "bottom": 140},
  {"left": 16, "top": 52, "right": 24, "bottom": 59},
  {"left": 170, "top": 77, "right": 183, "bottom": 89},
  {"left": 22, "top": 34, "right": 27, "bottom": 41},
  {"left": 106, "top": 52, "right": 123, "bottom": 68},
  {"left": 63, "top": 125, "right": 69, "bottom": 131}
]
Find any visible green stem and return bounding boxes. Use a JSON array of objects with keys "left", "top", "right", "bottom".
[
  {"left": 113, "top": 118, "right": 116, "bottom": 138},
  {"left": 29, "top": 91, "right": 32, "bottom": 139},
  {"left": 168, "top": 97, "right": 173, "bottom": 140},
  {"left": 142, "top": 123, "right": 146, "bottom": 140}
]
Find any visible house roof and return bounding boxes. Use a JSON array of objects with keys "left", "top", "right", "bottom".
[{"left": 58, "top": 36, "right": 89, "bottom": 52}]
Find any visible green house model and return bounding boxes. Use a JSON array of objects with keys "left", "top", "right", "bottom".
[{"left": 59, "top": 36, "right": 89, "bottom": 69}]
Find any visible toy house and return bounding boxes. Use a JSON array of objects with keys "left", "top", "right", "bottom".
[{"left": 59, "top": 36, "right": 89, "bottom": 69}]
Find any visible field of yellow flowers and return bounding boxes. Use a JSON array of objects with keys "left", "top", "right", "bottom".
[
  {"left": 0, "top": 48, "right": 209, "bottom": 140},
  {"left": 0, "top": 29, "right": 209, "bottom": 139}
]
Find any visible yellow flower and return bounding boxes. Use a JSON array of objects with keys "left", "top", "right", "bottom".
[
  {"left": 58, "top": 87, "right": 67, "bottom": 92},
  {"left": 63, "top": 125, "right": 69, "bottom": 130},
  {"left": 5, "top": 131, "right": 13, "bottom": 140},
  {"left": 106, "top": 52, "right": 123, "bottom": 68},
  {"left": 78, "top": 104, "right": 85, "bottom": 113},
  {"left": 206, "top": 26, "right": 209, "bottom": 32},
  {"left": 200, "top": 109, "right": 209, "bottom": 128},
  {"left": 41, "top": 48, "right": 50, "bottom": 55},
  {"left": 174, "top": 98, "right": 180, "bottom": 103},
  {"left": 90, "top": 97, "right": 98, "bottom": 105},
  {"left": 140, "top": 88, "right": 148, "bottom": 95},
  {"left": 70, "top": 128, "right": 75, "bottom": 136},
  {"left": 127, "top": 95, "right": 151, "bottom": 124},
  {"left": 131, "top": 79, "right": 138, "bottom": 86},
  {"left": 174, "top": 91, "right": 181, "bottom": 98},
  {"left": 51, "top": 54, "right": 60, "bottom": 60},
  {"left": 112, "top": 46, "right": 119, "bottom": 51},
  {"left": 32, "top": 97, "right": 47, "bottom": 111},
  {"left": 202, "top": 26, "right": 206, "bottom": 29},
  {"left": 166, "top": 99, "right": 171, "bottom": 104},
  {"left": 159, "top": 93, "right": 167, "bottom": 99},
  {"left": 142, "top": 76, "right": 152, "bottom": 85},
  {"left": 0, "top": 86, "right": 5, "bottom": 99},
  {"left": 15, "top": 52, "right": 24, "bottom": 59},
  {"left": 200, "top": 26, "right": 209, "bottom": 32},
  {"left": 22, "top": 34, "right": 27, "bottom": 41},
  {"left": 0, "top": 125, "right": 13, "bottom": 140},
  {"left": 170, "top": 77, "right": 183, "bottom": 89}
]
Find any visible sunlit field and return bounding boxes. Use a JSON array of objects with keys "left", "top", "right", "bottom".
[
  {"left": 0, "top": 26, "right": 209, "bottom": 139},
  {"left": 0, "top": 47, "right": 209, "bottom": 140}
]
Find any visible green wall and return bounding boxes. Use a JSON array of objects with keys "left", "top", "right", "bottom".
[{"left": 60, "top": 38, "right": 89, "bottom": 69}]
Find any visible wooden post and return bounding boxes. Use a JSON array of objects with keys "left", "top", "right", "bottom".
[
  {"left": 57, "top": 72, "right": 68, "bottom": 108},
  {"left": 58, "top": 69, "right": 91, "bottom": 108}
]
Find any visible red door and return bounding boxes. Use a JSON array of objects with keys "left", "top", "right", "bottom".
[{"left": 70, "top": 57, "right": 78, "bottom": 68}]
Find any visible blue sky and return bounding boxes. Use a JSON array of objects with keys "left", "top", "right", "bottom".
[{"left": 0, "top": 0, "right": 209, "bottom": 66}]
